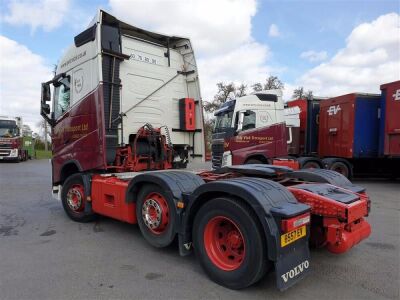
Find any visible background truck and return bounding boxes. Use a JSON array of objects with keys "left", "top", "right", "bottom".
[
  {"left": 40, "top": 10, "right": 371, "bottom": 291},
  {"left": 211, "top": 90, "right": 318, "bottom": 169},
  {"left": 212, "top": 81, "right": 400, "bottom": 178},
  {"left": 286, "top": 80, "right": 400, "bottom": 178},
  {"left": 0, "top": 115, "right": 29, "bottom": 162}
]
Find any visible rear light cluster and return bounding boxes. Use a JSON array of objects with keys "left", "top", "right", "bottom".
[{"left": 281, "top": 213, "right": 310, "bottom": 233}]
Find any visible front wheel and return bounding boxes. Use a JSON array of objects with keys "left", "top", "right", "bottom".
[
  {"left": 61, "top": 174, "right": 96, "bottom": 222},
  {"left": 193, "top": 197, "right": 269, "bottom": 289}
]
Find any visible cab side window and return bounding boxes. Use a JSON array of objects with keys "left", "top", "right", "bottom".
[
  {"left": 54, "top": 76, "right": 71, "bottom": 119},
  {"left": 242, "top": 110, "right": 256, "bottom": 131}
]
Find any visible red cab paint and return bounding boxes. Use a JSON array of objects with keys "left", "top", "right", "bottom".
[
  {"left": 226, "top": 123, "right": 288, "bottom": 165},
  {"left": 51, "top": 86, "right": 107, "bottom": 184}
]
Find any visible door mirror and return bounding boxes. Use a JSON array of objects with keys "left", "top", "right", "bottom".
[
  {"left": 40, "top": 82, "right": 54, "bottom": 127},
  {"left": 42, "top": 103, "right": 51, "bottom": 114},
  {"left": 41, "top": 83, "right": 51, "bottom": 102}
]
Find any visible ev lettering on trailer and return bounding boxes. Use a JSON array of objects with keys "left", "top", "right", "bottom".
[
  {"left": 393, "top": 89, "right": 400, "bottom": 101},
  {"left": 327, "top": 105, "right": 341, "bottom": 116},
  {"left": 281, "top": 260, "right": 309, "bottom": 283}
]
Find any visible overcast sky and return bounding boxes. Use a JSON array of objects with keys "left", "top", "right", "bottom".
[{"left": 0, "top": 0, "right": 399, "bottom": 132}]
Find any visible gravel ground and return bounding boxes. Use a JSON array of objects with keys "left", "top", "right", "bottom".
[{"left": 0, "top": 159, "right": 399, "bottom": 300}]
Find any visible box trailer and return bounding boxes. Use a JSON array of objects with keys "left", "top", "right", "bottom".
[
  {"left": 319, "top": 93, "right": 381, "bottom": 159},
  {"left": 379, "top": 81, "right": 400, "bottom": 157},
  {"left": 287, "top": 98, "right": 321, "bottom": 156},
  {"left": 285, "top": 82, "right": 400, "bottom": 178}
]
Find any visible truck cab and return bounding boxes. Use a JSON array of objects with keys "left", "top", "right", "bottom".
[
  {"left": 212, "top": 90, "right": 288, "bottom": 168},
  {"left": 0, "top": 116, "right": 26, "bottom": 161},
  {"left": 40, "top": 10, "right": 205, "bottom": 191}
]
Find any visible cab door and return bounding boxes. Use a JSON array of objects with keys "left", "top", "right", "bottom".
[{"left": 51, "top": 75, "right": 72, "bottom": 155}]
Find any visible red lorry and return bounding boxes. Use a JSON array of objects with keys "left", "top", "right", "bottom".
[
  {"left": 0, "top": 116, "right": 29, "bottom": 162},
  {"left": 40, "top": 10, "right": 371, "bottom": 291}
]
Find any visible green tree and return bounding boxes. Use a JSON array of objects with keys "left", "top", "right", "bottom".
[
  {"left": 235, "top": 83, "right": 247, "bottom": 97},
  {"left": 251, "top": 82, "right": 263, "bottom": 92},
  {"left": 252, "top": 75, "right": 284, "bottom": 92},
  {"left": 263, "top": 75, "right": 285, "bottom": 90},
  {"left": 203, "top": 82, "right": 246, "bottom": 113},
  {"left": 292, "top": 87, "right": 313, "bottom": 99},
  {"left": 203, "top": 118, "right": 215, "bottom": 152}
]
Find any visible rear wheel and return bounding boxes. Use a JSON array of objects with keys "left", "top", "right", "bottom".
[
  {"left": 330, "top": 161, "right": 350, "bottom": 178},
  {"left": 61, "top": 174, "right": 95, "bottom": 222},
  {"left": 301, "top": 161, "right": 321, "bottom": 169},
  {"left": 136, "top": 184, "right": 176, "bottom": 248},
  {"left": 193, "top": 197, "right": 268, "bottom": 289}
]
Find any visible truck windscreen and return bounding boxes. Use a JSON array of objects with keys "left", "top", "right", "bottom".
[
  {"left": 0, "top": 120, "right": 18, "bottom": 137},
  {"left": 214, "top": 110, "right": 233, "bottom": 133}
]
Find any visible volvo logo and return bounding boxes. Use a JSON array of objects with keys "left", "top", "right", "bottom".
[{"left": 281, "top": 260, "right": 309, "bottom": 283}]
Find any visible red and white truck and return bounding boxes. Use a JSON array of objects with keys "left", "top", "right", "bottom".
[
  {"left": 211, "top": 90, "right": 320, "bottom": 169},
  {"left": 0, "top": 115, "right": 28, "bottom": 162},
  {"left": 41, "top": 10, "right": 371, "bottom": 291}
]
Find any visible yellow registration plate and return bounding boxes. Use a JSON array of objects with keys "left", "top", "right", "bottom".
[{"left": 281, "top": 226, "right": 306, "bottom": 247}]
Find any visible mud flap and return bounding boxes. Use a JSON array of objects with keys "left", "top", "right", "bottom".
[{"left": 275, "top": 243, "right": 311, "bottom": 291}]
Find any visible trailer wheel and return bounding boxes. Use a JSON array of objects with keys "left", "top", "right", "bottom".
[
  {"left": 330, "top": 161, "right": 350, "bottom": 178},
  {"left": 136, "top": 184, "right": 176, "bottom": 248},
  {"left": 193, "top": 197, "right": 268, "bottom": 289},
  {"left": 61, "top": 174, "right": 95, "bottom": 222}
]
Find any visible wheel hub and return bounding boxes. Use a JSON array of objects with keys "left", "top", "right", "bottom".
[
  {"left": 66, "top": 185, "right": 84, "bottom": 211},
  {"left": 227, "top": 231, "right": 242, "bottom": 249},
  {"left": 142, "top": 198, "right": 163, "bottom": 230},
  {"left": 204, "top": 216, "right": 246, "bottom": 271}
]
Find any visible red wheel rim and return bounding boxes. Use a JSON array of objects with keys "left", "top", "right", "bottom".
[
  {"left": 66, "top": 184, "right": 85, "bottom": 212},
  {"left": 141, "top": 192, "right": 169, "bottom": 235},
  {"left": 203, "top": 216, "right": 245, "bottom": 271}
]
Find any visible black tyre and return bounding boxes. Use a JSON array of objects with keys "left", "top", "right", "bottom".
[
  {"left": 301, "top": 160, "right": 321, "bottom": 169},
  {"left": 61, "top": 174, "right": 96, "bottom": 222},
  {"left": 245, "top": 158, "right": 263, "bottom": 164},
  {"left": 193, "top": 197, "right": 268, "bottom": 289},
  {"left": 136, "top": 184, "right": 176, "bottom": 248},
  {"left": 330, "top": 161, "right": 350, "bottom": 178}
]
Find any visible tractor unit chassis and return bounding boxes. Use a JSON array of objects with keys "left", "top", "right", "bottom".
[{"left": 57, "top": 164, "right": 371, "bottom": 291}]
